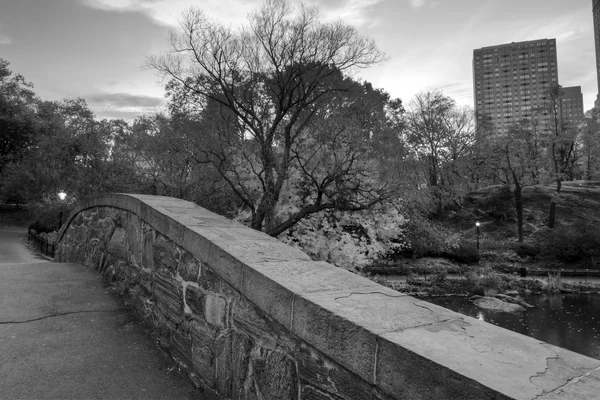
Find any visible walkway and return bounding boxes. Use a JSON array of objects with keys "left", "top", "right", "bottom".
[{"left": 0, "top": 227, "right": 200, "bottom": 400}]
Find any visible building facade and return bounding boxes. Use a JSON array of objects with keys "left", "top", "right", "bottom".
[
  {"left": 593, "top": 0, "right": 600, "bottom": 110},
  {"left": 473, "top": 39, "right": 559, "bottom": 135},
  {"left": 561, "top": 86, "right": 585, "bottom": 129}
]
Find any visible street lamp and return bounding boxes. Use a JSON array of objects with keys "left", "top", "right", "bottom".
[
  {"left": 58, "top": 191, "right": 67, "bottom": 228},
  {"left": 475, "top": 221, "right": 480, "bottom": 250}
]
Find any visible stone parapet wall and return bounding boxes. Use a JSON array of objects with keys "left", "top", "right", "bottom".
[{"left": 56, "top": 194, "right": 600, "bottom": 400}]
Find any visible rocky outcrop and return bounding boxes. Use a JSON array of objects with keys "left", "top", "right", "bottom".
[
  {"left": 458, "top": 181, "right": 600, "bottom": 225},
  {"left": 472, "top": 296, "right": 526, "bottom": 313}
]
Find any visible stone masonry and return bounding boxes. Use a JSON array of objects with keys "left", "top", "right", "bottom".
[{"left": 55, "top": 194, "right": 600, "bottom": 400}]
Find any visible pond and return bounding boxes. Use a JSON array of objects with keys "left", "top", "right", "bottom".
[{"left": 424, "top": 293, "right": 600, "bottom": 360}]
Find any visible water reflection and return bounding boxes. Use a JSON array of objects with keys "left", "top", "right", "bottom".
[{"left": 424, "top": 294, "right": 600, "bottom": 360}]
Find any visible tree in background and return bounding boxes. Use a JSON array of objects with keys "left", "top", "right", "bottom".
[
  {"left": 0, "top": 59, "right": 37, "bottom": 176},
  {"left": 546, "top": 85, "right": 577, "bottom": 229},
  {"left": 493, "top": 119, "right": 544, "bottom": 242},
  {"left": 578, "top": 113, "right": 600, "bottom": 181},
  {"left": 147, "top": 0, "right": 390, "bottom": 235},
  {"left": 404, "top": 90, "right": 479, "bottom": 215}
]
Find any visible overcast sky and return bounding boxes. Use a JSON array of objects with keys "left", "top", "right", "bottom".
[{"left": 0, "top": 0, "right": 597, "bottom": 120}]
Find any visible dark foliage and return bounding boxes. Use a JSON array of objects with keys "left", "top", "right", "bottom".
[
  {"left": 534, "top": 224, "right": 600, "bottom": 264},
  {"left": 444, "top": 239, "right": 480, "bottom": 264}
]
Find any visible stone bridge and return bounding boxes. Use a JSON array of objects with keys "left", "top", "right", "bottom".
[{"left": 55, "top": 193, "right": 600, "bottom": 399}]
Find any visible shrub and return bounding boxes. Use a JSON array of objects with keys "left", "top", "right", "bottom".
[
  {"left": 27, "top": 196, "right": 73, "bottom": 234},
  {"left": 403, "top": 217, "right": 459, "bottom": 258},
  {"left": 514, "top": 243, "right": 540, "bottom": 259},
  {"left": 481, "top": 185, "right": 515, "bottom": 220},
  {"left": 534, "top": 224, "right": 600, "bottom": 264},
  {"left": 445, "top": 239, "right": 480, "bottom": 264},
  {"left": 541, "top": 272, "right": 562, "bottom": 293},
  {"left": 465, "top": 270, "right": 506, "bottom": 296}
]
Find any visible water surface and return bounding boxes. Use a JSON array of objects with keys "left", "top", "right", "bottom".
[{"left": 425, "top": 294, "right": 600, "bottom": 359}]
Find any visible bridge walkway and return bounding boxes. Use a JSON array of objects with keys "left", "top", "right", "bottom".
[{"left": 0, "top": 227, "right": 200, "bottom": 400}]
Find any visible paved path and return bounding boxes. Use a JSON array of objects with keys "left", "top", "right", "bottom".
[{"left": 0, "top": 227, "right": 200, "bottom": 400}]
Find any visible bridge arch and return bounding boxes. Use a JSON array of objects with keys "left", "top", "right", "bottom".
[{"left": 56, "top": 193, "right": 600, "bottom": 399}]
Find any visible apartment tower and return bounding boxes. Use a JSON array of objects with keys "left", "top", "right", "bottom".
[
  {"left": 593, "top": 0, "right": 600, "bottom": 109},
  {"left": 473, "top": 39, "right": 559, "bottom": 134},
  {"left": 561, "top": 86, "right": 585, "bottom": 128}
]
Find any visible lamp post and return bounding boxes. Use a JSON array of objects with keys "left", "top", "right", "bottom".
[
  {"left": 58, "top": 191, "right": 67, "bottom": 228},
  {"left": 476, "top": 221, "right": 480, "bottom": 250}
]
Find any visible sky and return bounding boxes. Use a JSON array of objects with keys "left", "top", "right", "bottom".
[{"left": 0, "top": 0, "right": 597, "bottom": 120}]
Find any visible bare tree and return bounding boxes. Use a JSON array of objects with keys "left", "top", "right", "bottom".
[
  {"left": 405, "top": 90, "right": 478, "bottom": 213},
  {"left": 493, "top": 119, "right": 544, "bottom": 242},
  {"left": 546, "top": 85, "right": 576, "bottom": 228},
  {"left": 147, "top": 0, "right": 388, "bottom": 235}
]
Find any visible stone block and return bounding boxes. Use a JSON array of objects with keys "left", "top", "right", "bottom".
[
  {"left": 375, "top": 332, "right": 507, "bottom": 400},
  {"left": 185, "top": 285, "right": 205, "bottom": 318},
  {"left": 143, "top": 207, "right": 186, "bottom": 248},
  {"left": 295, "top": 342, "right": 394, "bottom": 400},
  {"left": 153, "top": 234, "right": 180, "bottom": 271},
  {"left": 214, "top": 330, "right": 254, "bottom": 399},
  {"left": 141, "top": 231, "right": 155, "bottom": 270},
  {"left": 107, "top": 227, "right": 127, "bottom": 261},
  {"left": 232, "top": 293, "right": 296, "bottom": 353},
  {"left": 189, "top": 320, "right": 217, "bottom": 389},
  {"left": 171, "top": 329, "right": 194, "bottom": 371},
  {"left": 204, "top": 293, "right": 227, "bottom": 329},
  {"left": 178, "top": 252, "right": 201, "bottom": 282},
  {"left": 291, "top": 294, "right": 376, "bottom": 384},
  {"left": 250, "top": 347, "right": 298, "bottom": 400},
  {"left": 153, "top": 270, "right": 183, "bottom": 324},
  {"left": 241, "top": 264, "right": 295, "bottom": 330}
]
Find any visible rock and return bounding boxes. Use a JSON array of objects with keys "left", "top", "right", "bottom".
[
  {"left": 473, "top": 296, "right": 526, "bottom": 313},
  {"left": 495, "top": 294, "right": 534, "bottom": 308}
]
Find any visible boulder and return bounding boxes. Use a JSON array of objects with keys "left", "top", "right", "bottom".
[
  {"left": 473, "top": 296, "right": 526, "bottom": 313},
  {"left": 494, "top": 293, "right": 534, "bottom": 308}
]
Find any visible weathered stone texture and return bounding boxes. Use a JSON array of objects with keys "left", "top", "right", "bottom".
[
  {"left": 56, "top": 205, "right": 377, "bottom": 400},
  {"left": 55, "top": 195, "right": 600, "bottom": 400}
]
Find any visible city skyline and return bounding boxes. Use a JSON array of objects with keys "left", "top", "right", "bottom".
[{"left": 0, "top": 0, "right": 596, "bottom": 120}]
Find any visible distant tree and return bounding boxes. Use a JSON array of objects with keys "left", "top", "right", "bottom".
[
  {"left": 1, "top": 99, "right": 125, "bottom": 204},
  {"left": 0, "top": 59, "right": 37, "bottom": 174},
  {"left": 546, "top": 85, "right": 576, "bottom": 228},
  {"left": 405, "top": 90, "right": 478, "bottom": 214},
  {"left": 578, "top": 113, "right": 600, "bottom": 181},
  {"left": 493, "top": 119, "right": 544, "bottom": 242},
  {"left": 147, "top": 0, "right": 389, "bottom": 235}
]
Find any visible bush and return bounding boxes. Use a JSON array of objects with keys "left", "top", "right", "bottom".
[
  {"left": 465, "top": 270, "right": 508, "bottom": 296},
  {"left": 27, "top": 197, "right": 73, "bottom": 234},
  {"left": 445, "top": 239, "right": 480, "bottom": 264},
  {"left": 541, "top": 272, "right": 562, "bottom": 293},
  {"left": 404, "top": 217, "right": 459, "bottom": 258},
  {"left": 534, "top": 224, "right": 600, "bottom": 264},
  {"left": 514, "top": 243, "right": 540, "bottom": 259},
  {"left": 481, "top": 185, "right": 515, "bottom": 220}
]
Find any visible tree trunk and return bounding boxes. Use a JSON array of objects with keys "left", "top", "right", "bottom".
[
  {"left": 513, "top": 177, "right": 523, "bottom": 242},
  {"left": 547, "top": 180, "right": 561, "bottom": 229}
]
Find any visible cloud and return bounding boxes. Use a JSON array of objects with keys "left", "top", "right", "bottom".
[
  {"left": 87, "top": 92, "right": 165, "bottom": 108},
  {"left": 308, "top": 0, "right": 383, "bottom": 26},
  {"left": 0, "top": 35, "right": 11, "bottom": 45},
  {"left": 409, "top": 0, "right": 427, "bottom": 8},
  {"left": 81, "top": 0, "right": 258, "bottom": 26},
  {"left": 87, "top": 92, "right": 168, "bottom": 121}
]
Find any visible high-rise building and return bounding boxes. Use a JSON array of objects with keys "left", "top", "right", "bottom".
[
  {"left": 561, "top": 86, "right": 585, "bottom": 129},
  {"left": 593, "top": 0, "right": 600, "bottom": 110},
  {"left": 473, "top": 39, "right": 559, "bottom": 135}
]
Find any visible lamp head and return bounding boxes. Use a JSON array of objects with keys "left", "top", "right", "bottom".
[
  {"left": 58, "top": 191, "right": 67, "bottom": 201},
  {"left": 475, "top": 221, "right": 480, "bottom": 227}
]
